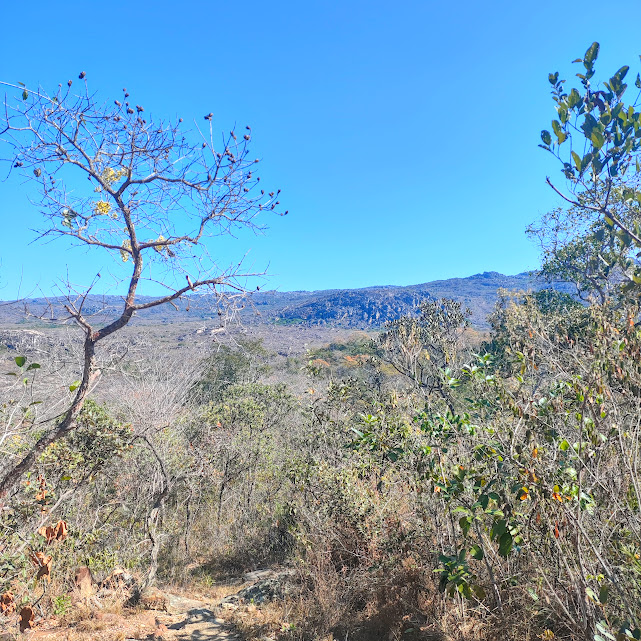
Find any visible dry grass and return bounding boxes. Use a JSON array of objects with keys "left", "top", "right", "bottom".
[{"left": 0, "top": 600, "right": 158, "bottom": 641}]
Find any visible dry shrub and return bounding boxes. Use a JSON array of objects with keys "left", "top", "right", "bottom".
[
  {"left": 298, "top": 541, "right": 351, "bottom": 636},
  {"left": 224, "top": 601, "right": 295, "bottom": 641},
  {"left": 285, "top": 508, "right": 435, "bottom": 641}
]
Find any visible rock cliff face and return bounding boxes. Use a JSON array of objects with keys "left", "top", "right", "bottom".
[
  {"left": 267, "top": 272, "right": 543, "bottom": 328},
  {"left": 0, "top": 272, "right": 567, "bottom": 329}
]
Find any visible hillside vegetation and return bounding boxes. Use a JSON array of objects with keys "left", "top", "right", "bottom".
[
  {"left": 1, "top": 287, "right": 640, "bottom": 641},
  {"left": 2, "top": 41, "right": 641, "bottom": 641}
]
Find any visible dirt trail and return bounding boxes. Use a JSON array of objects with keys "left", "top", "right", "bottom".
[
  {"left": 13, "top": 593, "right": 242, "bottom": 641},
  {"left": 13, "top": 572, "right": 285, "bottom": 640},
  {"left": 165, "top": 608, "right": 230, "bottom": 639},
  {"left": 147, "top": 594, "right": 241, "bottom": 641}
]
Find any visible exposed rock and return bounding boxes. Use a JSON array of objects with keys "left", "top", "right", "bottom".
[
  {"left": 165, "top": 593, "right": 210, "bottom": 615},
  {"left": 243, "top": 569, "right": 276, "bottom": 583},
  {"left": 166, "top": 607, "right": 230, "bottom": 637},
  {"left": 221, "top": 568, "right": 296, "bottom": 606},
  {"left": 139, "top": 586, "right": 168, "bottom": 611}
]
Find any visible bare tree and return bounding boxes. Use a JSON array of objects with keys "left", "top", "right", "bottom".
[{"left": 0, "top": 76, "right": 284, "bottom": 496}]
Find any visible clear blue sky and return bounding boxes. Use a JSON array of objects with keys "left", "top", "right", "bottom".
[{"left": 1, "top": 0, "right": 640, "bottom": 298}]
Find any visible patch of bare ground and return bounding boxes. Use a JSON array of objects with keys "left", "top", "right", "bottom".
[
  {"left": 0, "top": 563, "right": 512, "bottom": 641},
  {"left": 0, "top": 585, "right": 242, "bottom": 641}
]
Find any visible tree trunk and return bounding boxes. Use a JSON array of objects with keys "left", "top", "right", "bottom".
[{"left": 0, "top": 334, "right": 97, "bottom": 498}]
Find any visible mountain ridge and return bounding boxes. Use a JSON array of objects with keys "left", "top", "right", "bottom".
[{"left": 0, "top": 271, "right": 562, "bottom": 329}]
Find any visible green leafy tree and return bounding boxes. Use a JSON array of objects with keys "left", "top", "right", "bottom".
[
  {"left": 527, "top": 199, "right": 635, "bottom": 303},
  {"left": 190, "top": 338, "right": 269, "bottom": 404},
  {"left": 378, "top": 298, "right": 470, "bottom": 410},
  {"left": 540, "top": 42, "right": 641, "bottom": 295}
]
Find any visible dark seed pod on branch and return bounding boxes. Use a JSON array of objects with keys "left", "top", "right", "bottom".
[{"left": 78, "top": 71, "right": 86, "bottom": 79}]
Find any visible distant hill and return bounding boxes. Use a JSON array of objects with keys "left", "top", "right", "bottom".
[
  {"left": 0, "top": 271, "right": 564, "bottom": 329},
  {"left": 265, "top": 272, "right": 541, "bottom": 328}
]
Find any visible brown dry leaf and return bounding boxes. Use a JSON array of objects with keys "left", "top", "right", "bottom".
[
  {"left": 19, "top": 606, "right": 35, "bottom": 632},
  {"left": 29, "top": 551, "right": 53, "bottom": 582},
  {"left": 38, "top": 520, "right": 68, "bottom": 544},
  {"left": 53, "top": 519, "right": 68, "bottom": 541},
  {"left": 37, "top": 561, "right": 52, "bottom": 581},
  {"left": 0, "top": 591, "right": 15, "bottom": 616},
  {"left": 35, "top": 476, "right": 48, "bottom": 502},
  {"left": 37, "top": 524, "right": 53, "bottom": 543}
]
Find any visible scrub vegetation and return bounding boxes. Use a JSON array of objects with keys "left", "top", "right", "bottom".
[{"left": 1, "top": 43, "right": 641, "bottom": 641}]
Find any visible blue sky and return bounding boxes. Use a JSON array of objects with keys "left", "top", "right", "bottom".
[{"left": 1, "top": 0, "right": 641, "bottom": 298}]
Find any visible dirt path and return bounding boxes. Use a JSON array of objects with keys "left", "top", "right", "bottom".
[
  {"left": 6, "top": 569, "right": 291, "bottom": 640},
  {"left": 11, "top": 588, "right": 244, "bottom": 640},
  {"left": 149, "top": 594, "right": 241, "bottom": 641},
  {"left": 164, "top": 608, "right": 235, "bottom": 640}
]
